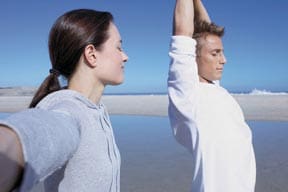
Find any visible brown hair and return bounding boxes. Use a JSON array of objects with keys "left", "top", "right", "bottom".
[
  {"left": 193, "top": 20, "right": 224, "bottom": 54},
  {"left": 29, "top": 9, "right": 113, "bottom": 108},
  {"left": 193, "top": 20, "right": 224, "bottom": 39}
]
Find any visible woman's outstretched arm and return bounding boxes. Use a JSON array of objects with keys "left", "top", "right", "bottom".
[{"left": 0, "top": 125, "right": 24, "bottom": 192}]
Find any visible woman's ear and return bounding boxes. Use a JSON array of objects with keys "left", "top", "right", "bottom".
[{"left": 84, "top": 44, "right": 98, "bottom": 68}]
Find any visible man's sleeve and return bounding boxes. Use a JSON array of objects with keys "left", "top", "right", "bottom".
[
  {"left": 0, "top": 108, "right": 80, "bottom": 192},
  {"left": 167, "top": 36, "right": 199, "bottom": 153}
]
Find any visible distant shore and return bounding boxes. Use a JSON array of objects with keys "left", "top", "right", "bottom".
[{"left": 0, "top": 87, "right": 287, "bottom": 121}]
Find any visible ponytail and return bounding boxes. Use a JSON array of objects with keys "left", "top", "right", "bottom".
[{"left": 29, "top": 72, "right": 61, "bottom": 108}]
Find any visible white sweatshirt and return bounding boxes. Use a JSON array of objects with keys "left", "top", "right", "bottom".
[{"left": 168, "top": 36, "right": 256, "bottom": 192}]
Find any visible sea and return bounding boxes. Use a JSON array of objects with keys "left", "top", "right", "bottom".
[{"left": 0, "top": 112, "right": 288, "bottom": 192}]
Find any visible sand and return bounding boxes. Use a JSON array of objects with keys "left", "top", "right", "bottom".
[{"left": 0, "top": 94, "right": 287, "bottom": 121}]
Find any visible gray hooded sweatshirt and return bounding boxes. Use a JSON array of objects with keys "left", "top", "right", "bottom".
[{"left": 0, "top": 90, "right": 121, "bottom": 192}]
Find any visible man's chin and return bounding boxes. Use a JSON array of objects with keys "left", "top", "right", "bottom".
[{"left": 214, "top": 75, "right": 222, "bottom": 81}]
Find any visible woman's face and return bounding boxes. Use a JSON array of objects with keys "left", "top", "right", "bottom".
[{"left": 96, "top": 22, "right": 128, "bottom": 86}]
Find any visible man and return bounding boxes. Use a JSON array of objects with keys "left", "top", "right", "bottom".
[{"left": 168, "top": 0, "right": 256, "bottom": 191}]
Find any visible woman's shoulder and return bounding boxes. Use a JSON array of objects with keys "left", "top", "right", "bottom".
[
  {"left": 35, "top": 90, "right": 89, "bottom": 118},
  {"left": 37, "top": 90, "right": 78, "bottom": 107}
]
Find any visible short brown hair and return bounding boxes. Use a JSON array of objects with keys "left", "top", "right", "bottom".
[
  {"left": 193, "top": 20, "right": 224, "bottom": 39},
  {"left": 193, "top": 20, "right": 224, "bottom": 53}
]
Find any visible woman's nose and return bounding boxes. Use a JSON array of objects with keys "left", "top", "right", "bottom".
[{"left": 122, "top": 51, "right": 128, "bottom": 62}]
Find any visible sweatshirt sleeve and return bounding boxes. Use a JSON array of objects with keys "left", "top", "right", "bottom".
[
  {"left": 0, "top": 108, "right": 80, "bottom": 192},
  {"left": 167, "top": 36, "right": 199, "bottom": 153}
]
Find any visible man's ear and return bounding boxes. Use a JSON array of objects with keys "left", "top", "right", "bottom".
[{"left": 84, "top": 44, "right": 98, "bottom": 68}]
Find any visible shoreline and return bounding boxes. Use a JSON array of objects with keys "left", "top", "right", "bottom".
[{"left": 0, "top": 94, "right": 287, "bottom": 121}]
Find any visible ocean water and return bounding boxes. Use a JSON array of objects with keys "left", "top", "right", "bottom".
[
  {"left": 0, "top": 113, "right": 10, "bottom": 119},
  {"left": 1, "top": 113, "right": 288, "bottom": 192},
  {"left": 112, "top": 116, "right": 288, "bottom": 192}
]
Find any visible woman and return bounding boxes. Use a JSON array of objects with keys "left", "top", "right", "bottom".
[{"left": 0, "top": 9, "right": 128, "bottom": 192}]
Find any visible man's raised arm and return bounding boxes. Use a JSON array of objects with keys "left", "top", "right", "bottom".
[
  {"left": 194, "top": 0, "right": 211, "bottom": 23},
  {"left": 173, "top": 0, "right": 194, "bottom": 36}
]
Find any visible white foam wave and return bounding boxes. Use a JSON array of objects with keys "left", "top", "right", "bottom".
[{"left": 248, "top": 89, "right": 288, "bottom": 95}]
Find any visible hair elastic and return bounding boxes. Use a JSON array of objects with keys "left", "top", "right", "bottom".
[{"left": 49, "top": 68, "right": 60, "bottom": 76}]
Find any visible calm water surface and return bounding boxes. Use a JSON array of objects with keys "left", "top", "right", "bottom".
[{"left": 1, "top": 113, "right": 288, "bottom": 192}]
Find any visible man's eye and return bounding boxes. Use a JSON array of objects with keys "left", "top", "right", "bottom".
[{"left": 212, "top": 52, "right": 220, "bottom": 57}]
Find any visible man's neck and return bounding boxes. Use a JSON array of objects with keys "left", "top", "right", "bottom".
[{"left": 199, "top": 76, "right": 214, "bottom": 84}]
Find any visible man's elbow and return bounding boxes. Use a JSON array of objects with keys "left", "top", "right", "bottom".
[{"left": 173, "top": 24, "right": 194, "bottom": 37}]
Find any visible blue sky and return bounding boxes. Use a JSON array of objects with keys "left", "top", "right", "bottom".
[{"left": 0, "top": 0, "right": 287, "bottom": 93}]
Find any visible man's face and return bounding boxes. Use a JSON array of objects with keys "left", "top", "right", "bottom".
[{"left": 196, "top": 34, "right": 226, "bottom": 83}]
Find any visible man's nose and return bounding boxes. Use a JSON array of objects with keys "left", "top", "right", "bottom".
[{"left": 220, "top": 53, "right": 227, "bottom": 64}]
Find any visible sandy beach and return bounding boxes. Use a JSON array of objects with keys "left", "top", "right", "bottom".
[{"left": 0, "top": 93, "right": 287, "bottom": 121}]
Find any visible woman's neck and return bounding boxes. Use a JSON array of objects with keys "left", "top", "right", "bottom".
[{"left": 68, "top": 74, "right": 104, "bottom": 104}]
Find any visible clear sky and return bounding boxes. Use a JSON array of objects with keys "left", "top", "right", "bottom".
[{"left": 0, "top": 0, "right": 287, "bottom": 93}]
